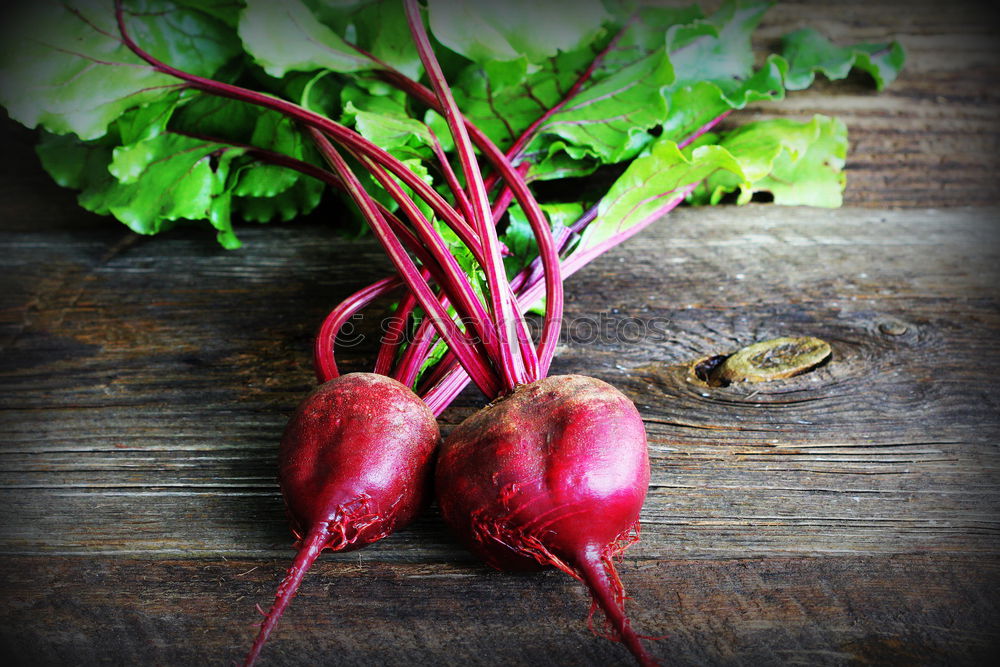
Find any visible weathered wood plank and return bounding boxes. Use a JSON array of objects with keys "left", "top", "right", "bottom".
[
  {"left": 1, "top": 207, "right": 997, "bottom": 561},
  {"left": 1, "top": 555, "right": 997, "bottom": 666}
]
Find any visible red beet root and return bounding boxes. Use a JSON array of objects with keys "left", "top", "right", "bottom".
[
  {"left": 245, "top": 373, "right": 440, "bottom": 665},
  {"left": 435, "top": 375, "right": 656, "bottom": 666}
]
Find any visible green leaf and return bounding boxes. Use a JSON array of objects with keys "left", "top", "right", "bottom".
[
  {"left": 451, "top": 45, "right": 596, "bottom": 150},
  {"left": 427, "top": 0, "right": 609, "bottom": 64},
  {"left": 42, "top": 128, "right": 251, "bottom": 246},
  {"left": 169, "top": 93, "right": 258, "bottom": 144},
  {"left": 35, "top": 131, "right": 115, "bottom": 193},
  {"left": 232, "top": 114, "right": 305, "bottom": 197},
  {"left": 115, "top": 92, "right": 187, "bottom": 145},
  {"left": 207, "top": 193, "right": 239, "bottom": 248},
  {"left": 236, "top": 176, "right": 324, "bottom": 223},
  {"left": 171, "top": 92, "right": 324, "bottom": 218},
  {"left": 693, "top": 115, "right": 848, "bottom": 207},
  {"left": 781, "top": 28, "right": 906, "bottom": 91},
  {"left": 94, "top": 133, "right": 244, "bottom": 237},
  {"left": 422, "top": 109, "right": 455, "bottom": 153},
  {"left": 601, "top": 5, "right": 705, "bottom": 61},
  {"left": 665, "top": 1, "right": 772, "bottom": 92},
  {"left": 758, "top": 117, "right": 846, "bottom": 206},
  {"left": 533, "top": 50, "right": 673, "bottom": 163},
  {"left": 468, "top": 1, "right": 784, "bottom": 168},
  {"left": 238, "top": 0, "right": 373, "bottom": 77},
  {"left": 652, "top": 1, "right": 794, "bottom": 147},
  {"left": 345, "top": 102, "right": 434, "bottom": 152},
  {"left": 352, "top": 0, "right": 424, "bottom": 80},
  {"left": 341, "top": 84, "right": 409, "bottom": 117},
  {"left": 527, "top": 144, "right": 600, "bottom": 182},
  {"left": 0, "top": 0, "right": 240, "bottom": 140},
  {"left": 577, "top": 139, "right": 744, "bottom": 254},
  {"left": 295, "top": 70, "right": 343, "bottom": 114},
  {"left": 173, "top": 0, "right": 243, "bottom": 28}
]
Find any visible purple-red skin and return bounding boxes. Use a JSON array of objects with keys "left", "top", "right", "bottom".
[
  {"left": 435, "top": 374, "right": 656, "bottom": 666},
  {"left": 245, "top": 372, "right": 440, "bottom": 666}
]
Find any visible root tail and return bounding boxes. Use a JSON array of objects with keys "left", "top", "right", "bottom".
[
  {"left": 576, "top": 552, "right": 659, "bottom": 667},
  {"left": 243, "top": 527, "right": 328, "bottom": 666}
]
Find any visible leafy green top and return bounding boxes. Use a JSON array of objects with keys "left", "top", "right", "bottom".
[{"left": 0, "top": 0, "right": 904, "bottom": 249}]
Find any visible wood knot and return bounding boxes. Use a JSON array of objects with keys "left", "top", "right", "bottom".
[{"left": 692, "top": 336, "right": 832, "bottom": 387}]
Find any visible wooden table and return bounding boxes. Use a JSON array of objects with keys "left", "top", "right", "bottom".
[{"left": 1, "top": 2, "right": 998, "bottom": 664}]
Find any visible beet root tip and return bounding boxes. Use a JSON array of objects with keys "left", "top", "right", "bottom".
[
  {"left": 243, "top": 528, "right": 327, "bottom": 667},
  {"left": 577, "top": 552, "right": 660, "bottom": 667}
]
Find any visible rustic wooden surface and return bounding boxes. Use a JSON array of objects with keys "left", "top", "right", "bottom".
[{"left": 2, "top": 1, "right": 999, "bottom": 665}]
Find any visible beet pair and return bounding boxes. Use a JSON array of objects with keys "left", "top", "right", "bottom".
[{"left": 245, "top": 372, "right": 654, "bottom": 666}]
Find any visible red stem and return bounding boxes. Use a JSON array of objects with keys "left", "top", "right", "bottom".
[
  {"left": 344, "top": 141, "right": 500, "bottom": 356},
  {"left": 363, "top": 49, "right": 565, "bottom": 384},
  {"left": 424, "top": 136, "right": 537, "bottom": 378},
  {"left": 154, "top": 4, "right": 723, "bottom": 411},
  {"left": 394, "top": 315, "right": 441, "bottom": 387},
  {"left": 375, "top": 287, "right": 420, "bottom": 376},
  {"left": 489, "top": 163, "right": 529, "bottom": 224},
  {"left": 415, "top": 347, "right": 458, "bottom": 395},
  {"left": 113, "top": 0, "right": 489, "bottom": 280},
  {"left": 404, "top": 0, "right": 526, "bottom": 390},
  {"left": 306, "top": 127, "right": 501, "bottom": 396},
  {"left": 430, "top": 132, "right": 476, "bottom": 229},
  {"left": 314, "top": 276, "right": 402, "bottom": 382},
  {"left": 328, "top": 16, "right": 660, "bottom": 390},
  {"left": 115, "top": 0, "right": 499, "bottom": 396}
]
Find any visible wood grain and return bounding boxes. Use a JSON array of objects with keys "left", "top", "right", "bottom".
[
  {"left": 1, "top": 555, "right": 998, "bottom": 666},
  {"left": 1, "top": 0, "right": 999, "bottom": 665}
]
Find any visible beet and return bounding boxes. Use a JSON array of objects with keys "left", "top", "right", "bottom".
[
  {"left": 245, "top": 372, "right": 440, "bottom": 665},
  {"left": 435, "top": 374, "right": 655, "bottom": 665}
]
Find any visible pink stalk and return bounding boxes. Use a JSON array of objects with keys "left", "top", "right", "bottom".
[
  {"left": 116, "top": 3, "right": 512, "bottom": 394},
  {"left": 306, "top": 127, "right": 502, "bottom": 397},
  {"left": 156, "top": 3, "right": 726, "bottom": 413},
  {"left": 313, "top": 276, "right": 402, "bottom": 382},
  {"left": 415, "top": 348, "right": 458, "bottom": 396},
  {"left": 430, "top": 133, "right": 476, "bottom": 229},
  {"left": 260, "top": 87, "right": 726, "bottom": 402},
  {"left": 361, "top": 49, "right": 565, "bottom": 381},
  {"left": 421, "top": 357, "right": 480, "bottom": 415},
  {"left": 394, "top": 316, "right": 443, "bottom": 388},
  {"left": 477, "top": 140, "right": 563, "bottom": 378},
  {"left": 375, "top": 287, "right": 420, "bottom": 376},
  {"left": 490, "top": 162, "right": 531, "bottom": 224},
  {"left": 358, "top": 13, "right": 738, "bottom": 384},
  {"left": 404, "top": 0, "right": 526, "bottom": 390},
  {"left": 346, "top": 142, "right": 501, "bottom": 355}
]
